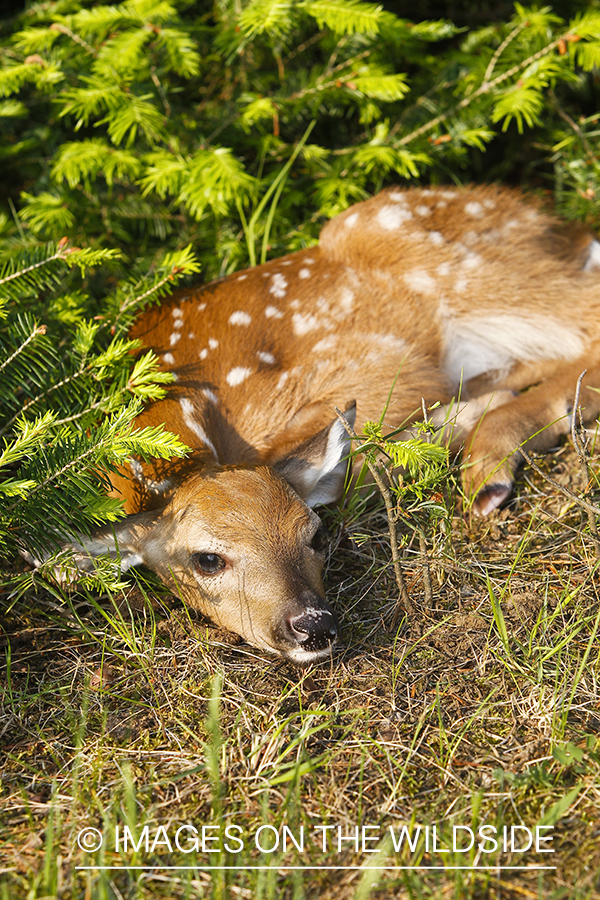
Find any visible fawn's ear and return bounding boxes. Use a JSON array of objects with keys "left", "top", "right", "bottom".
[
  {"left": 24, "top": 510, "right": 161, "bottom": 579},
  {"left": 274, "top": 403, "right": 356, "bottom": 507}
]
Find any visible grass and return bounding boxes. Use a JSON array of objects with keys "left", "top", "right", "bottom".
[{"left": 1, "top": 441, "right": 600, "bottom": 899}]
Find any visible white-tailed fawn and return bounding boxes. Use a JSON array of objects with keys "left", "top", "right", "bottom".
[{"left": 55, "top": 185, "right": 600, "bottom": 661}]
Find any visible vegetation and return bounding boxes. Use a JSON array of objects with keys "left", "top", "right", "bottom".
[{"left": 1, "top": 0, "right": 600, "bottom": 898}]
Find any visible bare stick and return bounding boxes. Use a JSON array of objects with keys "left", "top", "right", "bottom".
[
  {"left": 335, "top": 407, "right": 416, "bottom": 619},
  {"left": 418, "top": 527, "right": 433, "bottom": 609}
]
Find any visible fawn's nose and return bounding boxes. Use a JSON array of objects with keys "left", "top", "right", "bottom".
[{"left": 287, "top": 607, "right": 338, "bottom": 651}]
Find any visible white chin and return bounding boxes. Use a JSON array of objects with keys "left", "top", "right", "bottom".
[{"left": 282, "top": 644, "right": 336, "bottom": 664}]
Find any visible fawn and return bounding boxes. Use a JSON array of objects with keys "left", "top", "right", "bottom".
[{"left": 62, "top": 185, "right": 600, "bottom": 662}]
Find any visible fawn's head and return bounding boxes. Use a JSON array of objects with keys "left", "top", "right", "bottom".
[{"left": 69, "top": 408, "right": 355, "bottom": 662}]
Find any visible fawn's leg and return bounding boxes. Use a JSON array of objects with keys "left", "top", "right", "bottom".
[{"left": 462, "top": 359, "right": 600, "bottom": 514}]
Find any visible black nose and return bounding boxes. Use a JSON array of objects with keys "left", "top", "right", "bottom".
[{"left": 287, "top": 608, "right": 338, "bottom": 651}]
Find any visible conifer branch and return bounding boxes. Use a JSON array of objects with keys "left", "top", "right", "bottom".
[{"left": 395, "top": 30, "right": 573, "bottom": 145}]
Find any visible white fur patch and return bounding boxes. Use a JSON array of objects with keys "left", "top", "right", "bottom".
[
  {"left": 584, "top": 240, "right": 600, "bottom": 272},
  {"left": 265, "top": 306, "right": 283, "bottom": 319},
  {"left": 277, "top": 371, "right": 289, "bottom": 390},
  {"left": 437, "top": 262, "right": 451, "bottom": 276},
  {"left": 461, "top": 252, "right": 481, "bottom": 271},
  {"left": 203, "top": 388, "right": 218, "bottom": 404},
  {"left": 429, "top": 231, "right": 444, "bottom": 246},
  {"left": 226, "top": 367, "right": 252, "bottom": 386},
  {"left": 229, "top": 311, "right": 251, "bottom": 326},
  {"left": 404, "top": 269, "right": 437, "bottom": 295},
  {"left": 169, "top": 332, "right": 181, "bottom": 347},
  {"left": 464, "top": 201, "right": 483, "bottom": 217},
  {"left": 443, "top": 314, "right": 585, "bottom": 386},
  {"left": 269, "top": 273, "right": 288, "bottom": 298},
  {"left": 344, "top": 212, "right": 359, "bottom": 228},
  {"left": 198, "top": 302, "right": 206, "bottom": 311},
  {"left": 172, "top": 308, "right": 183, "bottom": 319},
  {"left": 299, "top": 268, "right": 311, "bottom": 279},
  {"left": 208, "top": 339, "right": 219, "bottom": 349},
  {"left": 179, "top": 398, "right": 218, "bottom": 459},
  {"left": 339, "top": 287, "right": 354, "bottom": 312},
  {"left": 312, "top": 336, "right": 337, "bottom": 353},
  {"left": 293, "top": 312, "right": 320, "bottom": 335},
  {"left": 237, "top": 274, "right": 247, "bottom": 281},
  {"left": 376, "top": 205, "right": 413, "bottom": 230},
  {"left": 199, "top": 348, "right": 208, "bottom": 360},
  {"left": 416, "top": 205, "right": 431, "bottom": 216},
  {"left": 162, "top": 352, "right": 175, "bottom": 365},
  {"left": 257, "top": 351, "right": 275, "bottom": 365}
]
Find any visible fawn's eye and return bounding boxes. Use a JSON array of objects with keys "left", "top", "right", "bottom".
[
  {"left": 310, "top": 526, "right": 327, "bottom": 553},
  {"left": 192, "top": 552, "right": 227, "bottom": 575}
]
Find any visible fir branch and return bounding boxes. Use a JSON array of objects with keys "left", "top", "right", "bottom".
[{"left": 394, "top": 29, "right": 575, "bottom": 145}]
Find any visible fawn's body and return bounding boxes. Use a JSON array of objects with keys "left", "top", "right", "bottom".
[{"left": 71, "top": 185, "right": 600, "bottom": 661}]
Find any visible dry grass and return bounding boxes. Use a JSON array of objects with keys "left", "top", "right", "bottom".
[{"left": 1, "top": 443, "right": 600, "bottom": 900}]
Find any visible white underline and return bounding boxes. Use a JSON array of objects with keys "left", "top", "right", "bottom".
[{"left": 75, "top": 865, "right": 557, "bottom": 871}]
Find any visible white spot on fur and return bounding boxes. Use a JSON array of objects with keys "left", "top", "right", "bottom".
[
  {"left": 584, "top": 240, "right": 600, "bottom": 272},
  {"left": 229, "top": 311, "right": 251, "bottom": 326},
  {"left": 299, "top": 268, "right": 311, "bottom": 279},
  {"left": 429, "top": 231, "right": 444, "bottom": 246},
  {"left": 436, "top": 200, "right": 447, "bottom": 209},
  {"left": 226, "top": 367, "right": 252, "bottom": 386},
  {"left": 339, "top": 287, "right": 354, "bottom": 312},
  {"left": 304, "top": 257, "right": 315, "bottom": 264},
  {"left": 443, "top": 314, "right": 585, "bottom": 386},
  {"left": 129, "top": 458, "right": 144, "bottom": 482},
  {"left": 290, "top": 299, "right": 301, "bottom": 310},
  {"left": 172, "top": 308, "right": 183, "bottom": 319},
  {"left": 388, "top": 191, "right": 407, "bottom": 202},
  {"left": 237, "top": 274, "right": 247, "bottom": 281},
  {"left": 454, "top": 278, "right": 468, "bottom": 293},
  {"left": 162, "top": 352, "right": 175, "bottom": 365},
  {"left": 280, "top": 260, "right": 292, "bottom": 266},
  {"left": 377, "top": 205, "right": 413, "bottom": 230},
  {"left": 405, "top": 269, "right": 437, "bottom": 295},
  {"left": 345, "top": 212, "right": 359, "bottom": 228},
  {"left": 188, "top": 332, "right": 195, "bottom": 340},
  {"left": 277, "top": 371, "right": 289, "bottom": 390},
  {"left": 198, "top": 302, "right": 206, "bottom": 312},
  {"left": 416, "top": 205, "right": 431, "bottom": 216},
  {"left": 269, "top": 273, "right": 288, "bottom": 298},
  {"left": 503, "top": 219, "right": 519, "bottom": 233},
  {"left": 179, "top": 398, "right": 218, "bottom": 459},
  {"left": 169, "top": 332, "right": 181, "bottom": 347},
  {"left": 199, "top": 348, "right": 208, "bottom": 359},
  {"left": 209, "top": 339, "right": 218, "bottom": 349},
  {"left": 437, "top": 262, "right": 451, "bottom": 276},
  {"left": 462, "top": 252, "right": 482, "bottom": 271},
  {"left": 173, "top": 317, "right": 183, "bottom": 331},
  {"left": 483, "top": 199, "right": 496, "bottom": 209},
  {"left": 265, "top": 306, "right": 283, "bottom": 319},
  {"left": 313, "top": 336, "right": 337, "bottom": 353},
  {"left": 465, "top": 201, "right": 483, "bottom": 217},
  {"left": 257, "top": 351, "right": 275, "bottom": 365},
  {"left": 293, "top": 313, "right": 320, "bottom": 335},
  {"left": 203, "top": 388, "right": 218, "bottom": 404}
]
